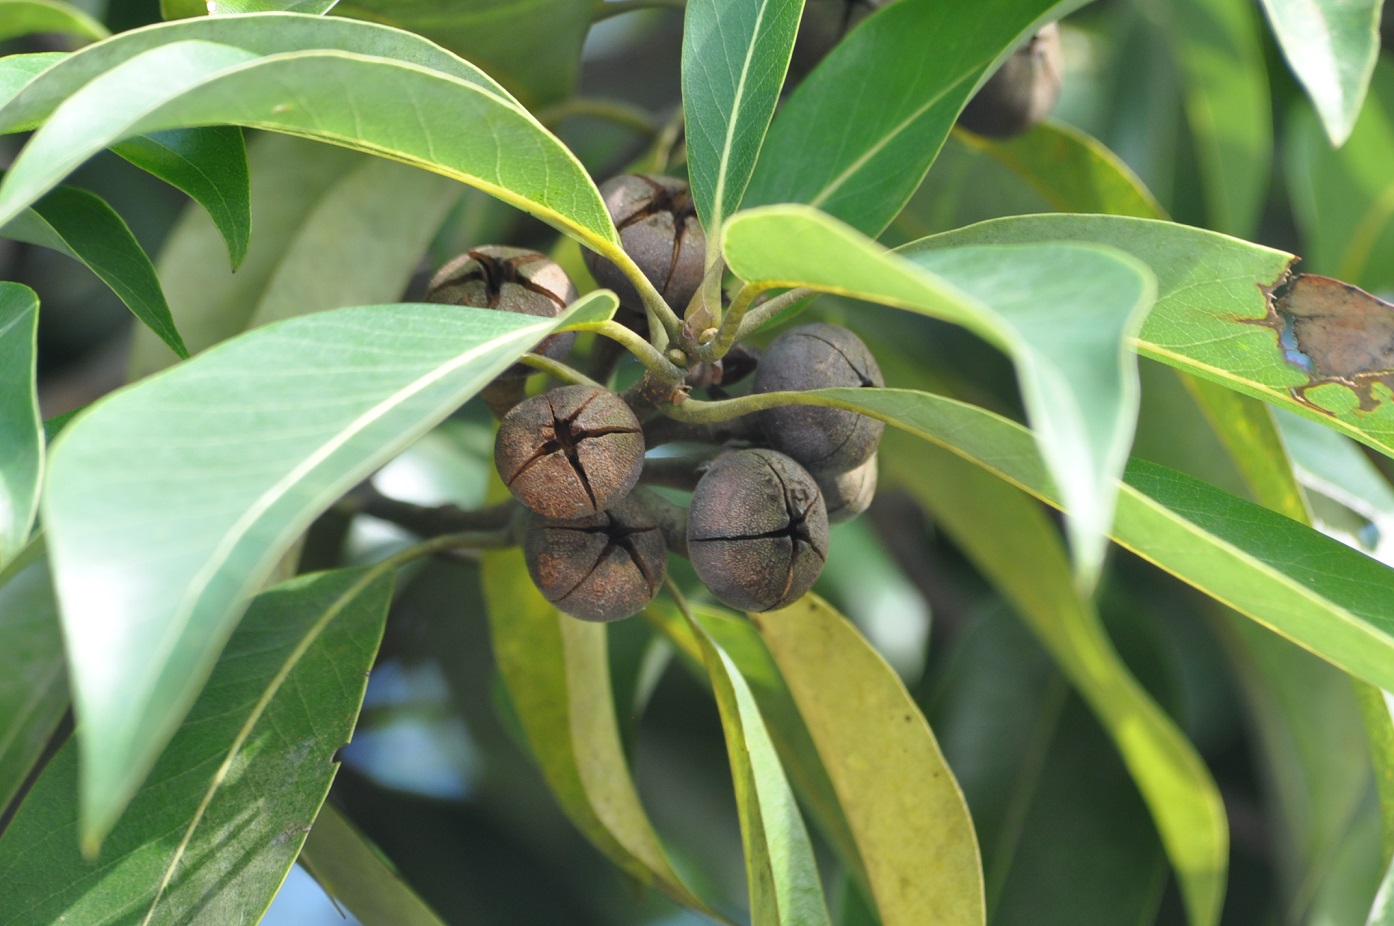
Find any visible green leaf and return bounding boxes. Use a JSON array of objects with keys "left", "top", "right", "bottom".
[
  {"left": 0, "top": 12, "right": 519, "bottom": 134},
  {"left": 1218, "top": 614, "right": 1375, "bottom": 922},
  {"left": 331, "top": 0, "right": 593, "bottom": 108},
  {"left": 1259, "top": 0, "right": 1380, "bottom": 146},
  {"left": 723, "top": 204, "right": 1156, "bottom": 588},
  {"left": 1154, "top": 0, "right": 1271, "bottom": 237},
  {"left": 110, "top": 128, "right": 251, "bottom": 270},
  {"left": 161, "top": 0, "right": 204, "bottom": 19},
  {"left": 742, "top": 0, "right": 1087, "bottom": 236},
  {"left": 130, "top": 137, "right": 459, "bottom": 375},
  {"left": 0, "top": 283, "right": 41, "bottom": 567},
  {"left": 0, "top": 566, "right": 392, "bottom": 923},
  {"left": 804, "top": 385, "right": 1394, "bottom": 700},
  {"left": 0, "top": 0, "right": 108, "bottom": 42},
  {"left": 1182, "top": 375, "right": 1309, "bottom": 522},
  {"left": 1285, "top": 58, "right": 1394, "bottom": 291},
  {"left": 0, "top": 53, "right": 65, "bottom": 110},
  {"left": 0, "top": 36, "right": 620, "bottom": 260},
  {"left": 1271, "top": 407, "right": 1394, "bottom": 910},
  {"left": 960, "top": 120, "right": 1166, "bottom": 219},
  {"left": 928, "top": 608, "right": 1168, "bottom": 925},
  {"left": 755, "top": 597, "right": 983, "bottom": 926},
  {"left": 214, "top": 0, "right": 339, "bottom": 13},
  {"left": 645, "top": 601, "right": 867, "bottom": 890},
  {"left": 1, "top": 182, "right": 188, "bottom": 358},
  {"left": 682, "top": 606, "right": 833, "bottom": 926},
  {"left": 299, "top": 803, "right": 448, "bottom": 926},
  {"left": 480, "top": 548, "right": 719, "bottom": 918},
  {"left": 906, "top": 215, "right": 1394, "bottom": 479},
  {"left": 41, "top": 292, "right": 616, "bottom": 847},
  {"left": 0, "top": 540, "right": 67, "bottom": 818},
  {"left": 682, "top": 0, "right": 803, "bottom": 237},
  {"left": 887, "top": 438, "right": 1225, "bottom": 926}
]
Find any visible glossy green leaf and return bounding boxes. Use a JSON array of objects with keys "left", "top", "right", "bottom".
[
  {"left": 0, "top": 37, "right": 620, "bottom": 262},
  {"left": 1285, "top": 58, "right": 1394, "bottom": 291},
  {"left": 927, "top": 608, "right": 1167, "bottom": 926},
  {"left": 1278, "top": 408, "right": 1394, "bottom": 529},
  {"left": 645, "top": 601, "right": 866, "bottom": 889},
  {"left": 110, "top": 128, "right": 251, "bottom": 270},
  {"left": 1154, "top": 0, "right": 1270, "bottom": 237},
  {"left": 214, "top": 0, "right": 338, "bottom": 13},
  {"left": 0, "top": 283, "right": 41, "bottom": 567},
  {"left": 682, "top": 0, "right": 803, "bottom": 237},
  {"left": 887, "top": 438, "right": 1225, "bottom": 926},
  {"left": 724, "top": 204, "right": 1156, "bottom": 588},
  {"left": 299, "top": 803, "right": 447, "bottom": 926},
  {"left": 0, "top": 566, "right": 392, "bottom": 924},
  {"left": 41, "top": 292, "right": 616, "bottom": 847},
  {"left": 1259, "top": 0, "right": 1379, "bottom": 146},
  {"left": 1273, "top": 406, "right": 1394, "bottom": 904},
  {"left": 0, "top": 540, "right": 66, "bottom": 818},
  {"left": 0, "top": 0, "right": 107, "bottom": 42},
  {"left": 907, "top": 215, "right": 1394, "bottom": 477},
  {"left": 742, "top": 0, "right": 1088, "bottom": 235},
  {"left": 331, "top": 0, "right": 593, "bottom": 108},
  {"left": 683, "top": 607, "right": 833, "bottom": 926},
  {"left": 131, "top": 137, "right": 459, "bottom": 375},
  {"left": 0, "top": 53, "right": 65, "bottom": 110},
  {"left": 0, "top": 12, "right": 519, "bottom": 134},
  {"left": 755, "top": 596, "right": 983, "bottom": 926},
  {"left": 2, "top": 183, "right": 187, "bottom": 358},
  {"left": 797, "top": 385, "right": 1394, "bottom": 700},
  {"left": 128, "top": 134, "right": 360, "bottom": 375},
  {"left": 480, "top": 548, "right": 718, "bottom": 917},
  {"left": 961, "top": 120, "right": 1165, "bottom": 219}
]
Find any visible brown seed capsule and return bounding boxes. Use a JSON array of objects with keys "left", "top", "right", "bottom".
[
  {"left": 688, "top": 449, "right": 830, "bottom": 612},
  {"left": 582, "top": 175, "right": 705, "bottom": 313},
  {"left": 753, "top": 323, "right": 885, "bottom": 475},
  {"left": 957, "top": 23, "right": 1061, "bottom": 139},
  {"left": 523, "top": 496, "right": 667, "bottom": 622},
  {"left": 816, "top": 454, "right": 878, "bottom": 523},
  {"left": 427, "top": 246, "right": 577, "bottom": 378},
  {"left": 494, "top": 385, "right": 644, "bottom": 520}
]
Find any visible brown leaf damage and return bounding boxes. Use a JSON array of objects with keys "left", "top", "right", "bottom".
[{"left": 1242, "top": 268, "right": 1394, "bottom": 414}]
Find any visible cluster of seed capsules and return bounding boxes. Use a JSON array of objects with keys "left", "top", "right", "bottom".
[{"left": 426, "top": 175, "right": 883, "bottom": 621}]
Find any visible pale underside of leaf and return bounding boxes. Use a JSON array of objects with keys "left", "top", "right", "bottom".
[{"left": 42, "top": 297, "right": 610, "bottom": 846}]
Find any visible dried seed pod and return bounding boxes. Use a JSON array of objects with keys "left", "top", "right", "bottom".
[
  {"left": 582, "top": 174, "right": 705, "bottom": 313},
  {"left": 753, "top": 323, "right": 885, "bottom": 474},
  {"left": 494, "top": 385, "right": 644, "bottom": 520},
  {"left": 427, "top": 246, "right": 578, "bottom": 378},
  {"left": 523, "top": 497, "right": 667, "bottom": 622},
  {"left": 957, "top": 23, "right": 1061, "bottom": 139},
  {"left": 816, "top": 454, "right": 878, "bottom": 523},
  {"left": 688, "top": 449, "right": 829, "bottom": 612}
]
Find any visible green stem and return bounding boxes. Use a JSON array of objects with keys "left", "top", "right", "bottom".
[
  {"left": 697, "top": 281, "right": 764, "bottom": 362},
  {"left": 536, "top": 98, "right": 659, "bottom": 138},
  {"left": 664, "top": 388, "right": 866, "bottom": 425},
  {"left": 641, "top": 451, "right": 715, "bottom": 491},
  {"left": 515, "top": 354, "right": 602, "bottom": 388},
  {"left": 734, "top": 287, "right": 816, "bottom": 342},
  {"left": 592, "top": 0, "right": 685, "bottom": 21},
  {"left": 568, "top": 320, "right": 686, "bottom": 384}
]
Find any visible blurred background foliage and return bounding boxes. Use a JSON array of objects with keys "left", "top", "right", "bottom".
[{"left": 7, "top": 0, "right": 1394, "bottom": 924}]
